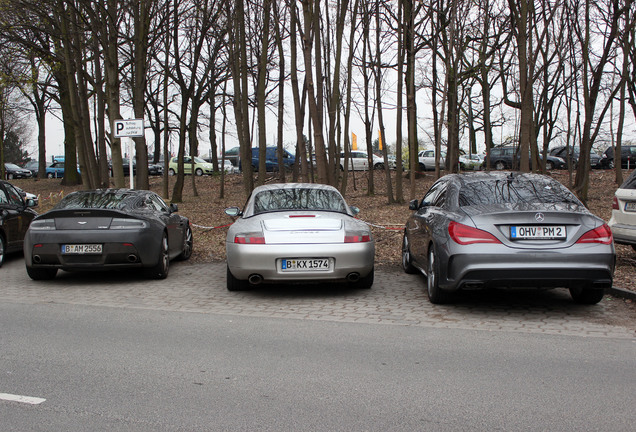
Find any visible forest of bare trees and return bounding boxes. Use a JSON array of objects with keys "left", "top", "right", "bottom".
[{"left": 0, "top": 0, "right": 635, "bottom": 204}]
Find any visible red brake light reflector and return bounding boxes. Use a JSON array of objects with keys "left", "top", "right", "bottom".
[
  {"left": 448, "top": 221, "right": 501, "bottom": 245},
  {"left": 612, "top": 196, "right": 619, "bottom": 210},
  {"left": 234, "top": 234, "right": 266, "bottom": 244},
  {"left": 576, "top": 224, "right": 613, "bottom": 245},
  {"left": 345, "top": 235, "right": 371, "bottom": 243}
]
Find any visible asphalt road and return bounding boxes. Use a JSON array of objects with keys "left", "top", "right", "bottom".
[{"left": 1, "top": 256, "right": 635, "bottom": 431}]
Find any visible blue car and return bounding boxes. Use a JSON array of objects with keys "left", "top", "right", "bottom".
[
  {"left": 241, "top": 147, "right": 296, "bottom": 172},
  {"left": 45, "top": 162, "right": 80, "bottom": 179}
]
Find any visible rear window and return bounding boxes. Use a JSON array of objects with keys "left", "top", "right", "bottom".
[
  {"left": 458, "top": 177, "right": 582, "bottom": 206},
  {"left": 620, "top": 170, "right": 636, "bottom": 190},
  {"left": 253, "top": 188, "right": 348, "bottom": 214},
  {"left": 55, "top": 191, "right": 142, "bottom": 210}
]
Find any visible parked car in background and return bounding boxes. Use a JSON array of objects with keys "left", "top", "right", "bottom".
[
  {"left": 168, "top": 156, "right": 214, "bottom": 176},
  {"left": 608, "top": 169, "right": 636, "bottom": 252},
  {"left": 14, "top": 185, "right": 38, "bottom": 207},
  {"left": 601, "top": 145, "right": 636, "bottom": 169},
  {"left": 23, "top": 160, "right": 40, "bottom": 177},
  {"left": 224, "top": 183, "right": 375, "bottom": 291},
  {"left": 4, "top": 163, "right": 33, "bottom": 180},
  {"left": 401, "top": 171, "right": 614, "bottom": 305},
  {"left": 45, "top": 161, "right": 80, "bottom": 179},
  {"left": 223, "top": 159, "right": 237, "bottom": 174},
  {"left": 243, "top": 147, "right": 296, "bottom": 172},
  {"left": 549, "top": 146, "right": 602, "bottom": 169},
  {"left": 340, "top": 150, "right": 393, "bottom": 171},
  {"left": 418, "top": 149, "right": 446, "bottom": 171},
  {"left": 0, "top": 180, "right": 38, "bottom": 267},
  {"left": 223, "top": 146, "right": 240, "bottom": 167},
  {"left": 461, "top": 154, "right": 484, "bottom": 171},
  {"left": 484, "top": 146, "right": 565, "bottom": 170},
  {"left": 24, "top": 189, "right": 193, "bottom": 280},
  {"left": 109, "top": 158, "right": 164, "bottom": 177}
]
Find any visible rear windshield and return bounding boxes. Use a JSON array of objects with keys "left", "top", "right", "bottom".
[
  {"left": 55, "top": 191, "right": 141, "bottom": 210},
  {"left": 458, "top": 178, "right": 582, "bottom": 206},
  {"left": 620, "top": 170, "right": 636, "bottom": 190},
  {"left": 253, "top": 188, "right": 348, "bottom": 214}
]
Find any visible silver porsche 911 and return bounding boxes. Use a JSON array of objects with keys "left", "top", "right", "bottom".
[
  {"left": 24, "top": 189, "right": 193, "bottom": 280},
  {"left": 402, "top": 172, "right": 615, "bottom": 304},
  {"left": 225, "top": 183, "right": 375, "bottom": 290}
]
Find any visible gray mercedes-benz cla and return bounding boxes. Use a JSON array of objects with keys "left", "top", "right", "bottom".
[{"left": 402, "top": 172, "right": 615, "bottom": 304}]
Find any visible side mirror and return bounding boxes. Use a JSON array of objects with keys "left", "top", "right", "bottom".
[
  {"left": 409, "top": 199, "right": 419, "bottom": 210},
  {"left": 169, "top": 203, "right": 179, "bottom": 213},
  {"left": 349, "top": 206, "right": 360, "bottom": 216},
  {"left": 26, "top": 198, "right": 37, "bottom": 208},
  {"left": 225, "top": 207, "right": 242, "bottom": 217}
]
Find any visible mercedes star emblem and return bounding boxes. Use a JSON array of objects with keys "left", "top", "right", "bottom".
[{"left": 535, "top": 213, "right": 545, "bottom": 222}]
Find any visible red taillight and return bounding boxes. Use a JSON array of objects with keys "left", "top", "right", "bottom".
[
  {"left": 612, "top": 196, "right": 619, "bottom": 210},
  {"left": 448, "top": 221, "right": 501, "bottom": 245},
  {"left": 576, "top": 224, "right": 613, "bottom": 245},
  {"left": 345, "top": 234, "right": 371, "bottom": 243},
  {"left": 234, "top": 234, "right": 266, "bottom": 244}
]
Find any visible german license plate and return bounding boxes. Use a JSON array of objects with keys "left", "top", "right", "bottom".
[
  {"left": 625, "top": 202, "right": 636, "bottom": 212},
  {"left": 510, "top": 226, "right": 566, "bottom": 240},
  {"left": 61, "top": 244, "right": 103, "bottom": 254},
  {"left": 281, "top": 258, "right": 330, "bottom": 272}
]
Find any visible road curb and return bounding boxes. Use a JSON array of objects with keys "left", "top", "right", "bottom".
[{"left": 608, "top": 286, "right": 636, "bottom": 301}]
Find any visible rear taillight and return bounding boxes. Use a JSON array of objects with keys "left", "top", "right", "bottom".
[
  {"left": 576, "top": 224, "right": 613, "bottom": 245},
  {"left": 448, "top": 221, "right": 501, "bottom": 245},
  {"left": 344, "top": 230, "right": 372, "bottom": 243},
  {"left": 612, "top": 196, "right": 619, "bottom": 210},
  {"left": 234, "top": 233, "right": 266, "bottom": 244}
]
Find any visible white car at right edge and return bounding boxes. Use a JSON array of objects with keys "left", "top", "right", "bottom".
[{"left": 609, "top": 169, "right": 636, "bottom": 252}]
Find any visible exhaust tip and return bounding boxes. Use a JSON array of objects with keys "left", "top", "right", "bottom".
[
  {"left": 248, "top": 274, "right": 263, "bottom": 285},
  {"left": 33, "top": 255, "right": 41, "bottom": 264},
  {"left": 347, "top": 272, "right": 360, "bottom": 282},
  {"left": 127, "top": 254, "right": 138, "bottom": 263}
]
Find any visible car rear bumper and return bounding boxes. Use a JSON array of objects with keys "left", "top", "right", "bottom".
[
  {"left": 226, "top": 242, "right": 375, "bottom": 283},
  {"left": 440, "top": 249, "right": 615, "bottom": 291},
  {"left": 24, "top": 229, "right": 161, "bottom": 270}
]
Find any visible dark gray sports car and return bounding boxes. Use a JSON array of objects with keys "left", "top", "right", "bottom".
[
  {"left": 24, "top": 189, "right": 193, "bottom": 280},
  {"left": 402, "top": 172, "right": 615, "bottom": 304}
]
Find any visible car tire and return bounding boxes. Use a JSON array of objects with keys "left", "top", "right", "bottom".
[
  {"left": 26, "top": 266, "right": 58, "bottom": 280},
  {"left": 352, "top": 267, "right": 374, "bottom": 289},
  {"left": 7, "top": 173, "right": 14, "bottom": 180},
  {"left": 494, "top": 161, "right": 506, "bottom": 170},
  {"left": 418, "top": 163, "right": 426, "bottom": 171},
  {"left": 0, "top": 235, "right": 5, "bottom": 268},
  {"left": 226, "top": 266, "right": 249, "bottom": 291},
  {"left": 195, "top": 168, "right": 203, "bottom": 176},
  {"left": 374, "top": 163, "right": 384, "bottom": 170},
  {"left": 177, "top": 225, "right": 193, "bottom": 261},
  {"left": 47, "top": 172, "right": 54, "bottom": 179},
  {"left": 401, "top": 234, "right": 417, "bottom": 274},
  {"left": 168, "top": 168, "right": 175, "bottom": 176},
  {"left": 609, "top": 159, "right": 615, "bottom": 169},
  {"left": 569, "top": 287, "right": 605, "bottom": 305},
  {"left": 146, "top": 233, "right": 169, "bottom": 279},
  {"left": 426, "top": 247, "right": 451, "bottom": 304},
  {"left": 545, "top": 161, "right": 554, "bottom": 170}
]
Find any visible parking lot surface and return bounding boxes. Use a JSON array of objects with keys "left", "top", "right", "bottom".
[{"left": 1, "top": 256, "right": 634, "bottom": 339}]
